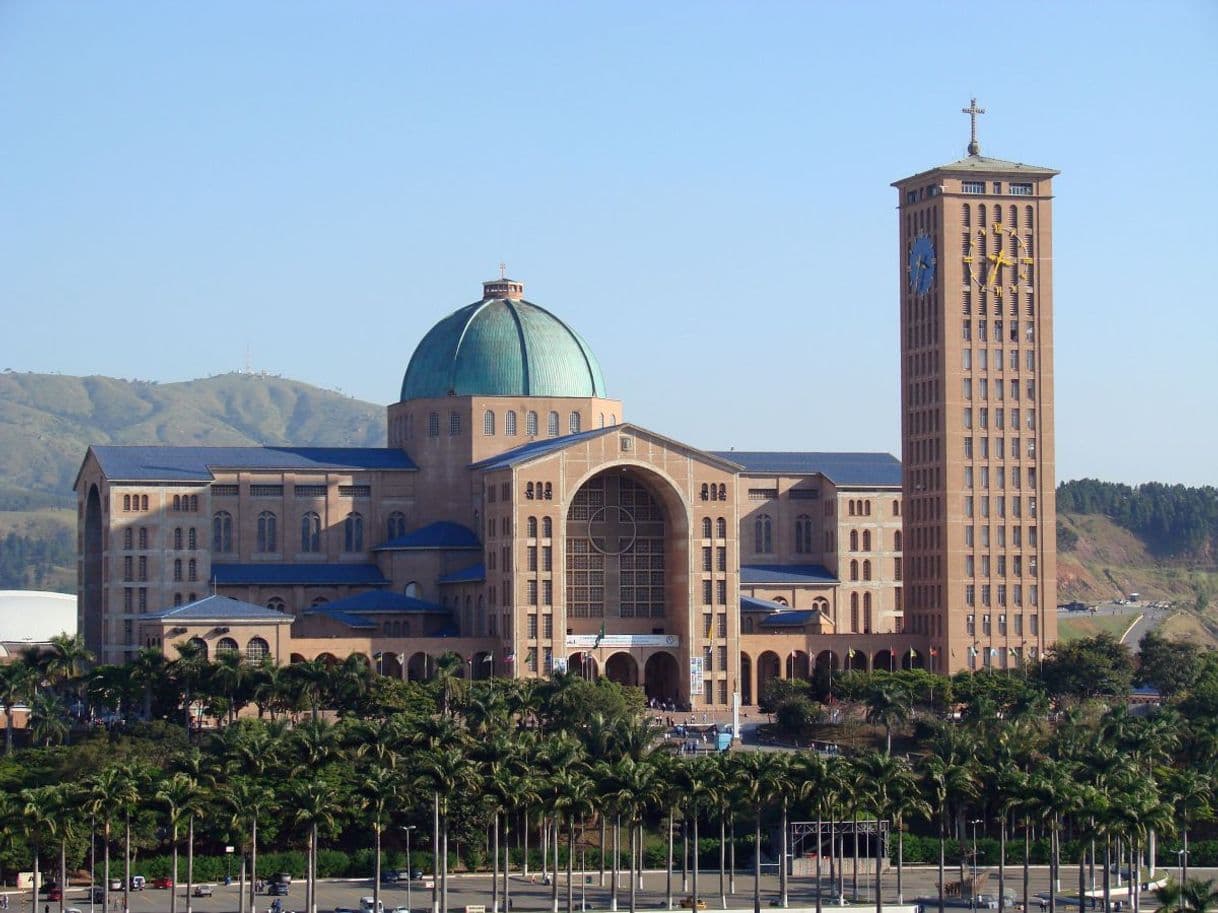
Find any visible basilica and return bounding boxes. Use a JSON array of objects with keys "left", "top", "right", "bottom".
[{"left": 75, "top": 275, "right": 919, "bottom": 713}]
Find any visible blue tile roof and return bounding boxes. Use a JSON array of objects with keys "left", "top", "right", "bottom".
[
  {"left": 86, "top": 446, "right": 417, "bottom": 483},
  {"left": 437, "top": 563, "right": 486, "bottom": 584},
  {"left": 740, "top": 564, "right": 838, "bottom": 585},
  {"left": 470, "top": 427, "right": 611, "bottom": 471},
  {"left": 211, "top": 563, "right": 389, "bottom": 586},
  {"left": 322, "top": 591, "right": 449, "bottom": 614},
  {"left": 759, "top": 610, "right": 819, "bottom": 628},
  {"left": 376, "top": 521, "right": 481, "bottom": 551},
  {"left": 741, "top": 595, "right": 793, "bottom": 613},
  {"left": 709, "top": 451, "right": 901, "bottom": 487},
  {"left": 145, "top": 594, "right": 294, "bottom": 622},
  {"left": 313, "top": 607, "right": 379, "bottom": 630}
]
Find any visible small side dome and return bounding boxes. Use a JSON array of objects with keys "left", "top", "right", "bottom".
[{"left": 400, "top": 278, "right": 607, "bottom": 401}]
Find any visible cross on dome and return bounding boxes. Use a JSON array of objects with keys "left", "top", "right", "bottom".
[{"left": 962, "top": 97, "right": 986, "bottom": 156}]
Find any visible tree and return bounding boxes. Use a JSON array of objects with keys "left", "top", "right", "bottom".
[
  {"left": 293, "top": 777, "right": 346, "bottom": 913},
  {"left": 862, "top": 676, "right": 914, "bottom": 754},
  {"left": 1181, "top": 879, "right": 1218, "bottom": 913},
  {"left": 356, "top": 764, "right": 405, "bottom": 913},
  {"left": 157, "top": 773, "right": 204, "bottom": 913},
  {"left": 28, "top": 691, "right": 70, "bottom": 747},
  {"left": 1041, "top": 634, "right": 1135, "bottom": 699},
  {"left": 921, "top": 736, "right": 978, "bottom": 913},
  {"left": 0, "top": 659, "right": 36, "bottom": 753}
]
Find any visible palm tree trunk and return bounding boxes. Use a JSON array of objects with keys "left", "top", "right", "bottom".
[
  {"left": 719, "top": 813, "right": 727, "bottom": 909},
  {"left": 124, "top": 815, "right": 131, "bottom": 913},
  {"left": 492, "top": 815, "right": 499, "bottom": 913},
  {"left": 1049, "top": 821, "right": 1057, "bottom": 913},
  {"left": 1078, "top": 842, "right": 1086, "bottom": 913},
  {"left": 938, "top": 827, "right": 946, "bottom": 913},
  {"left": 32, "top": 839, "right": 40, "bottom": 913},
  {"left": 1102, "top": 840, "right": 1110, "bottom": 913},
  {"left": 441, "top": 812, "right": 449, "bottom": 913},
  {"left": 999, "top": 815, "right": 1007, "bottom": 913},
  {"left": 373, "top": 827, "right": 382, "bottom": 913},
  {"left": 601, "top": 816, "right": 608, "bottom": 888},
  {"left": 250, "top": 817, "right": 258, "bottom": 913},
  {"left": 815, "top": 812, "right": 823, "bottom": 913},
  {"left": 306, "top": 824, "right": 314, "bottom": 913},
  {"left": 566, "top": 819, "right": 575, "bottom": 913},
  {"left": 753, "top": 812, "right": 761, "bottom": 913},
  {"left": 682, "top": 819, "right": 689, "bottom": 893},
  {"left": 730, "top": 812, "right": 737, "bottom": 896},
  {"left": 60, "top": 837, "right": 67, "bottom": 913},
  {"left": 611, "top": 815, "right": 619, "bottom": 912},
  {"left": 549, "top": 821, "right": 558, "bottom": 913},
  {"left": 692, "top": 813, "right": 700, "bottom": 909},
  {"left": 1023, "top": 821, "right": 1031, "bottom": 913},
  {"left": 629, "top": 819, "right": 638, "bottom": 913},
  {"left": 898, "top": 823, "right": 906, "bottom": 903},
  {"left": 185, "top": 817, "right": 193, "bottom": 913},
  {"left": 503, "top": 820, "right": 511, "bottom": 913},
  {"left": 432, "top": 794, "right": 440, "bottom": 913},
  {"left": 542, "top": 816, "right": 549, "bottom": 884},
  {"left": 780, "top": 800, "right": 789, "bottom": 908},
  {"left": 170, "top": 825, "right": 179, "bottom": 913},
  {"left": 523, "top": 809, "right": 530, "bottom": 878},
  {"left": 4, "top": 707, "right": 13, "bottom": 755},
  {"left": 852, "top": 805, "right": 859, "bottom": 901},
  {"left": 666, "top": 810, "right": 674, "bottom": 911},
  {"left": 1182, "top": 828, "right": 1189, "bottom": 885}
]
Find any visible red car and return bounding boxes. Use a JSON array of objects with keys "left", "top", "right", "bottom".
[
  {"left": 45, "top": 887, "right": 63, "bottom": 902},
  {"left": 153, "top": 877, "right": 174, "bottom": 890}
]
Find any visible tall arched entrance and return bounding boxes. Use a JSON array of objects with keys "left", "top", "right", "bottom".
[
  {"left": 605, "top": 652, "right": 639, "bottom": 687},
  {"left": 83, "top": 484, "right": 104, "bottom": 653},
  {"left": 644, "top": 652, "right": 680, "bottom": 703},
  {"left": 568, "top": 652, "right": 599, "bottom": 679},
  {"left": 740, "top": 653, "right": 753, "bottom": 706}
]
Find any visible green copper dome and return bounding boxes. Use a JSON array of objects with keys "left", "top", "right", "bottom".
[{"left": 400, "top": 279, "right": 607, "bottom": 402}]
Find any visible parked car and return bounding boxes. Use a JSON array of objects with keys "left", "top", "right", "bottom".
[
  {"left": 269, "top": 873, "right": 293, "bottom": 886},
  {"left": 91, "top": 887, "right": 106, "bottom": 903},
  {"left": 679, "top": 898, "right": 706, "bottom": 910},
  {"left": 193, "top": 885, "right": 214, "bottom": 898},
  {"left": 268, "top": 882, "right": 290, "bottom": 897},
  {"left": 108, "top": 879, "right": 123, "bottom": 892},
  {"left": 45, "top": 886, "right": 63, "bottom": 902},
  {"left": 360, "top": 897, "right": 384, "bottom": 913},
  {"left": 130, "top": 876, "right": 146, "bottom": 891},
  {"left": 381, "top": 870, "right": 406, "bottom": 884},
  {"left": 153, "top": 877, "right": 174, "bottom": 890}
]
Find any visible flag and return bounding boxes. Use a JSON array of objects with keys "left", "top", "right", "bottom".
[
  {"left": 847, "top": 648, "right": 857, "bottom": 658},
  {"left": 593, "top": 621, "right": 606, "bottom": 648},
  {"left": 524, "top": 648, "right": 536, "bottom": 665},
  {"left": 504, "top": 652, "right": 515, "bottom": 664},
  {"left": 990, "top": 647, "right": 998, "bottom": 657},
  {"left": 930, "top": 647, "right": 939, "bottom": 657},
  {"left": 482, "top": 652, "right": 494, "bottom": 664}
]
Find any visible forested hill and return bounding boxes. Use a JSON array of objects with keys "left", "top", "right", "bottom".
[
  {"left": 1057, "top": 478, "right": 1218, "bottom": 559},
  {"left": 0, "top": 371, "right": 386, "bottom": 510}
]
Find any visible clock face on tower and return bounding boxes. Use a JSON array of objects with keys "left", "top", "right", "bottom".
[
  {"left": 907, "top": 233, "right": 936, "bottom": 296},
  {"left": 965, "top": 221, "right": 1034, "bottom": 296}
]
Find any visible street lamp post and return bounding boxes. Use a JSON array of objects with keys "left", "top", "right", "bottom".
[
  {"left": 402, "top": 826, "right": 417, "bottom": 913},
  {"left": 1177, "top": 849, "right": 1187, "bottom": 888},
  {"left": 970, "top": 820, "right": 983, "bottom": 913}
]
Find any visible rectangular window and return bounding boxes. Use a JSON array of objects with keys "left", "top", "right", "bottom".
[
  {"left": 963, "top": 181, "right": 985, "bottom": 194},
  {"left": 702, "top": 580, "right": 713, "bottom": 605},
  {"left": 964, "top": 525, "right": 974, "bottom": 546},
  {"left": 702, "top": 547, "right": 712, "bottom": 571},
  {"left": 717, "top": 613, "right": 728, "bottom": 637},
  {"left": 704, "top": 645, "right": 714, "bottom": 672},
  {"left": 717, "top": 547, "right": 727, "bottom": 571},
  {"left": 543, "top": 614, "right": 553, "bottom": 638},
  {"left": 123, "top": 588, "right": 133, "bottom": 611},
  {"left": 528, "top": 547, "right": 538, "bottom": 571},
  {"left": 1009, "top": 183, "right": 1033, "bottom": 196},
  {"left": 717, "top": 579, "right": 727, "bottom": 605},
  {"left": 124, "top": 556, "right": 133, "bottom": 582},
  {"left": 747, "top": 488, "right": 778, "bottom": 501},
  {"left": 718, "top": 680, "right": 728, "bottom": 705},
  {"left": 250, "top": 485, "right": 284, "bottom": 497},
  {"left": 543, "top": 579, "right": 553, "bottom": 604},
  {"left": 527, "top": 579, "right": 538, "bottom": 605},
  {"left": 1014, "top": 613, "right": 1023, "bottom": 634},
  {"left": 966, "top": 587, "right": 976, "bottom": 608},
  {"left": 718, "top": 645, "right": 728, "bottom": 670},
  {"left": 138, "top": 556, "right": 147, "bottom": 581},
  {"left": 964, "top": 437, "right": 973, "bottom": 459},
  {"left": 543, "top": 647, "right": 553, "bottom": 672},
  {"left": 966, "top": 612, "right": 975, "bottom": 634},
  {"left": 527, "top": 614, "right": 538, "bottom": 638},
  {"left": 295, "top": 485, "right": 327, "bottom": 498},
  {"left": 138, "top": 588, "right": 147, "bottom": 612},
  {"left": 965, "top": 496, "right": 974, "bottom": 518},
  {"left": 211, "top": 484, "right": 239, "bottom": 497},
  {"left": 705, "top": 680, "right": 714, "bottom": 704},
  {"left": 1030, "top": 612, "right": 1039, "bottom": 634},
  {"left": 704, "top": 614, "right": 714, "bottom": 638}
]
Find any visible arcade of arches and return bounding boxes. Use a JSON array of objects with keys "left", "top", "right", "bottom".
[{"left": 739, "top": 637, "right": 925, "bottom": 706}]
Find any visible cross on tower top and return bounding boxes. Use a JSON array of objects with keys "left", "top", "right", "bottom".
[
  {"left": 498, "top": 261, "right": 507, "bottom": 280},
  {"left": 962, "top": 97, "right": 986, "bottom": 156}
]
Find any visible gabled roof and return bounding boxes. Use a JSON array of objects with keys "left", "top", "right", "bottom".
[
  {"left": 437, "top": 563, "right": 486, "bottom": 584},
  {"left": 712, "top": 451, "right": 901, "bottom": 487},
  {"left": 145, "top": 594, "right": 294, "bottom": 622},
  {"left": 313, "top": 607, "right": 379, "bottom": 630},
  {"left": 321, "top": 591, "right": 449, "bottom": 614},
  {"left": 211, "top": 563, "right": 389, "bottom": 586},
  {"left": 375, "top": 521, "right": 481, "bottom": 551},
  {"left": 473, "top": 423, "right": 742, "bottom": 473},
  {"left": 740, "top": 564, "right": 838, "bottom": 585},
  {"left": 741, "top": 595, "right": 792, "bottom": 613},
  {"left": 80, "top": 445, "right": 416, "bottom": 486}
]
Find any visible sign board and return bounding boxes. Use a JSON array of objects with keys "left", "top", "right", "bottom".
[
  {"left": 566, "top": 634, "right": 679, "bottom": 649},
  {"left": 552, "top": 657, "right": 568, "bottom": 673},
  {"left": 689, "top": 656, "right": 704, "bottom": 695}
]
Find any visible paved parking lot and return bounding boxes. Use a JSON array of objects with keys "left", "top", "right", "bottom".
[{"left": 7, "top": 865, "right": 1212, "bottom": 913}]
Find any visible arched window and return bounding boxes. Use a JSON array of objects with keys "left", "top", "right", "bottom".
[
  {"left": 702, "top": 517, "right": 713, "bottom": 538},
  {"left": 717, "top": 517, "right": 727, "bottom": 538},
  {"left": 141, "top": 495, "right": 148, "bottom": 511},
  {"left": 257, "top": 511, "right": 278, "bottom": 553},
  {"left": 216, "top": 637, "right": 239, "bottom": 656},
  {"left": 449, "top": 411, "right": 461, "bottom": 435},
  {"left": 174, "top": 527, "right": 183, "bottom": 550},
  {"left": 188, "top": 528, "right": 197, "bottom": 549},
  {"left": 527, "top": 516, "right": 538, "bottom": 537},
  {"left": 245, "top": 637, "right": 270, "bottom": 663},
  {"left": 301, "top": 512, "right": 321, "bottom": 553},
  {"left": 173, "top": 495, "right": 181, "bottom": 511},
  {"left": 863, "top": 559, "right": 872, "bottom": 581},
  {"left": 483, "top": 410, "right": 496, "bottom": 436},
  {"left": 542, "top": 517, "right": 553, "bottom": 538},
  {"left": 506, "top": 411, "right": 518, "bottom": 436},
  {"left": 123, "top": 528, "right": 133, "bottom": 550},
  {"left": 863, "top": 592, "right": 872, "bottom": 633},
  {"left": 188, "top": 558, "right": 197, "bottom": 581},
  {"left": 211, "top": 511, "right": 232, "bottom": 555},
  {"left": 754, "top": 514, "right": 772, "bottom": 553},
  {"left": 599, "top": 413, "right": 605, "bottom": 428},
  {"left": 344, "top": 512, "right": 364, "bottom": 552},
  {"left": 718, "top": 484, "right": 726, "bottom": 501},
  {"left": 894, "top": 530, "right": 902, "bottom": 550},
  {"left": 548, "top": 411, "right": 560, "bottom": 437},
  {"left": 267, "top": 597, "right": 286, "bottom": 613},
  {"left": 189, "top": 495, "right": 198, "bottom": 512},
  {"left": 850, "top": 560, "right": 859, "bottom": 581},
  {"left": 962, "top": 203, "right": 971, "bottom": 227},
  {"left": 700, "top": 483, "right": 709, "bottom": 501},
  {"left": 862, "top": 530, "right": 871, "bottom": 551},
  {"left": 387, "top": 511, "right": 407, "bottom": 540},
  {"left": 848, "top": 500, "right": 856, "bottom": 516},
  {"left": 123, "top": 494, "right": 131, "bottom": 511},
  {"left": 188, "top": 637, "right": 209, "bottom": 659},
  {"left": 526, "top": 481, "right": 535, "bottom": 500},
  {"left": 404, "top": 581, "right": 420, "bottom": 598},
  {"left": 526, "top": 411, "right": 538, "bottom": 436},
  {"left": 428, "top": 412, "right": 440, "bottom": 437},
  {"left": 139, "top": 527, "right": 147, "bottom": 549},
  {"left": 849, "top": 530, "right": 858, "bottom": 551},
  {"left": 864, "top": 501, "right": 871, "bottom": 516},
  {"left": 795, "top": 514, "right": 813, "bottom": 554},
  {"left": 893, "top": 500, "right": 901, "bottom": 516},
  {"left": 569, "top": 412, "right": 581, "bottom": 434},
  {"left": 173, "top": 559, "right": 182, "bottom": 582},
  {"left": 850, "top": 592, "right": 859, "bottom": 632}
]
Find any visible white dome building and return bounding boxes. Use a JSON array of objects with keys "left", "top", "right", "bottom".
[{"left": 0, "top": 590, "right": 77, "bottom": 657}]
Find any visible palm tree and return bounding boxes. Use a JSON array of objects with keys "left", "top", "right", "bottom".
[
  {"left": 1180, "top": 879, "right": 1218, "bottom": 913},
  {"left": 606, "top": 757, "right": 663, "bottom": 913},
  {"left": 82, "top": 766, "right": 129, "bottom": 913},
  {"left": 173, "top": 749, "right": 217, "bottom": 913},
  {"left": 169, "top": 640, "right": 209, "bottom": 732},
  {"left": 43, "top": 783, "right": 80, "bottom": 913},
  {"left": 417, "top": 743, "right": 478, "bottom": 913},
  {"left": 129, "top": 646, "right": 168, "bottom": 722},
  {"left": 222, "top": 775, "right": 273, "bottom": 913},
  {"left": 19, "top": 785, "right": 58, "bottom": 909},
  {"left": 357, "top": 764, "right": 405, "bottom": 913},
  {"left": 734, "top": 750, "right": 787, "bottom": 913},
  {"left": 293, "top": 777, "right": 345, "bottom": 913},
  {"left": 921, "top": 745, "right": 978, "bottom": 913},
  {"left": 550, "top": 766, "right": 595, "bottom": 913},
  {"left": 158, "top": 773, "right": 203, "bottom": 913},
  {"left": 863, "top": 677, "right": 913, "bottom": 755},
  {"left": 284, "top": 658, "right": 332, "bottom": 721},
  {"left": 29, "top": 691, "right": 70, "bottom": 746},
  {"left": 1167, "top": 769, "right": 1213, "bottom": 886},
  {"left": 0, "top": 659, "right": 37, "bottom": 754}
]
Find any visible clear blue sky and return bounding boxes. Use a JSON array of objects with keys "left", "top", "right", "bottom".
[{"left": 2, "top": 2, "right": 1215, "bottom": 487}]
